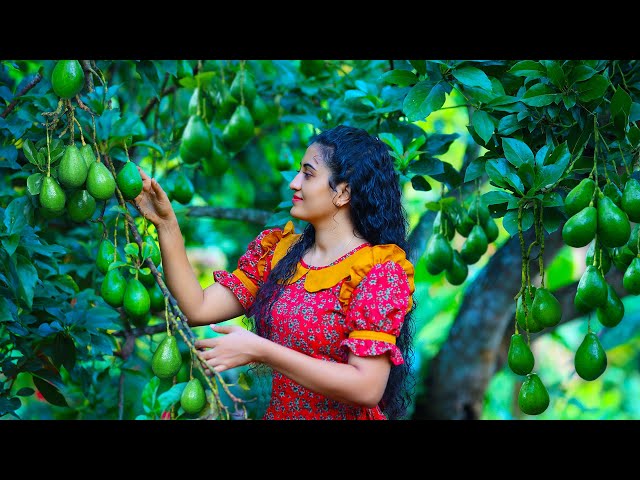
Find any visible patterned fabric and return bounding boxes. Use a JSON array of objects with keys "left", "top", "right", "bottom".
[{"left": 212, "top": 221, "right": 415, "bottom": 420}]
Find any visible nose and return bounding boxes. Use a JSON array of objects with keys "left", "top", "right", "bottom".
[{"left": 289, "top": 171, "right": 303, "bottom": 191}]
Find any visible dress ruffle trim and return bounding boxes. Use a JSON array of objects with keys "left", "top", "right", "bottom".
[
  {"left": 259, "top": 220, "right": 415, "bottom": 312},
  {"left": 340, "top": 338, "right": 404, "bottom": 366},
  {"left": 338, "top": 244, "right": 415, "bottom": 312}
]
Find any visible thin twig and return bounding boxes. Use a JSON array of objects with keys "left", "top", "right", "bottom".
[{"left": 1, "top": 72, "right": 43, "bottom": 119}]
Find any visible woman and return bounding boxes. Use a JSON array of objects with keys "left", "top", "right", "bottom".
[{"left": 135, "top": 124, "right": 416, "bottom": 420}]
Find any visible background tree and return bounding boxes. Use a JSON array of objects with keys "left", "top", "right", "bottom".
[{"left": 1, "top": 59, "right": 639, "bottom": 420}]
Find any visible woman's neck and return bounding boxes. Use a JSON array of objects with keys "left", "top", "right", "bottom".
[{"left": 306, "top": 222, "right": 366, "bottom": 266}]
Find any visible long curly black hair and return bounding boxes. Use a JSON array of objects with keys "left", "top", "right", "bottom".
[{"left": 247, "top": 124, "right": 416, "bottom": 420}]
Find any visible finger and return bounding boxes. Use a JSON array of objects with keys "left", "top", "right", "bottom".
[
  {"left": 141, "top": 175, "right": 152, "bottom": 192},
  {"left": 151, "top": 178, "right": 170, "bottom": 201},
  {"left": 195, "top": 339, "right": 216, "bottom": 350},
  {"left": 137, "top": 166, "right": 151, "bottom": 182},
  {"left": 211, "top": 324, "right": 234, "bottom": 334},
  {"left": 213, "top": 364, "right": 227, "bottom": 373}
]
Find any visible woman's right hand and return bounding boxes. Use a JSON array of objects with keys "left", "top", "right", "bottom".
[{"left": 134, "top": 167, "right": 176, "bottom": 228}]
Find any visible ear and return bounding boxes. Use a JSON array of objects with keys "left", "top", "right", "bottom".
[{"left": 336, "top": 182, "right": 351, "bottom": 206}]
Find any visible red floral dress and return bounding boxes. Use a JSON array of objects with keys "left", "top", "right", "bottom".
[{"left": 213, "top": 221, "right": 415, "bottom": 420}]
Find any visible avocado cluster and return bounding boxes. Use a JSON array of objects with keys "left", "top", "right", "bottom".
[
  {"left": 424, "top": 197, "right": 500, "bottom": 286},
  {"left": 39, "top": 144, "right": 117, "bottom": 221},
  {"left": 98, "top": 232, "right": 165, "bottom": 329}
]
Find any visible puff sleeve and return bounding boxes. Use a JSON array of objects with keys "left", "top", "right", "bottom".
[
  {"left": 212, "top": 227, "right": 284, "bottom": 310},
  {"left": 340, "top": 260, "right": 413, "bottom": 365}
]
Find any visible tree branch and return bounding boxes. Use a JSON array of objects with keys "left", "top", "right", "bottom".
[
  {"left": 141, "top": 84, "right": 177, "bottom": 121},
  {"left": 187, "top": 206, "right": 272, "bottom": 225},
  {"left": 1, "top": 72, "right": 43, "bottom": 119}
]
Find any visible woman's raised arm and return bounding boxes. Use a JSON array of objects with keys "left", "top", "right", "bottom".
[{"left": 134, "top": 168, "right": 245, "bottom": 326}]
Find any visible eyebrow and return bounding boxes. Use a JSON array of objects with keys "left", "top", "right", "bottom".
[{"left": 302, "top": 162, "right": 317, "bottom": 171}]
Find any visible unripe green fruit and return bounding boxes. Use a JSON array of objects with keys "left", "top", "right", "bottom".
[
  {"left": 181, "top": 378, "right": 206, "bottom": 414},
  {"left": 116, "top": 162, "right": 143, "bottom": 200},
  {"left": 51, "top": 60, "right": 85, "bottom": 99},
  {"left": 39, "top": 176, "right": 66, "bottom": 212},
  {"left": 58, "top": 144, "right": 88, "bottom": 189},
  {"left": 151, "top": 335, "right": 182, "bottom": 379}
]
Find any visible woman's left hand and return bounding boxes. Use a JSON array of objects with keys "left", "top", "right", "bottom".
[{"left": 195, "top": 324, "right": 262, "bottom": 374}]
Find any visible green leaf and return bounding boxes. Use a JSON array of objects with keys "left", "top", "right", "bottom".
[
  {"left": 52, "top": 334, "right": 76, "bottom": 371},
  {"left": 141, "top": 242, "right": 153, "bottom": 261},
  {"left": 409, "top": 60, "right": 427, "bottom": 76},
  {"left": 536, "top": 153, "right": 570, "bottom": 191},
  {"left": 406, "top": 157, "right": 444, "bottom": 176},
  {"left": 107, "top": 260, "right": 128, "bottom": 271},
  {"left": 27, "top": 173, "right": 43, "bottom": 196},
  {"left": 16, "top": 387, "right": 35, "bottom": 396},
  {"left": 518, "top": 163, "right": 535, "bottom": 189},
  {"left": 1, "top": 233, "right": 20, "bottom": 257},
  {"left": 406, "top": 136, "right": 426, "bottom": 160},
  {"left": 22, "top": 139, "right": 37, "bottom": 165},
  {"left": 237, "top": 372, "right": 253, "bottom": 390},
  {"left": 424, "top": 133, "right": 459, "bottom": 156},
  {"left": 544, "top": 142, "right": 570, "bottom": 166},
  {"left": 141, "top": 376, "right": 160, "bottom": 413},
  {"left": 543, "top": 191, "right": 564, "bottom": 208},
  {"left": 521, "top": 83, "right": 560, "bottom": 107},
  {"left": 410, "top": 175, "right": 432, "bottom": 192},
  {"left": 502, "top": 208, "right": 533, "bottom": 236},
  {"left": 344, "top": 89, "right": 367, "bottom": 101},
  {"left": 628, "top": 125, "right": 640, "bottom": 148},
  {"left": 158, "top": 382, "right": 187, "bottom": 411},
  {"left": 472, "top": 110, "right": 495, "bottom": 144},
  {"left": 542, "top": 207, "right": 564, "bottom": 234},
  {"left": 611, "top": 87, "right": 632, "bottom": 137},
  {"left": 485, "top": 159, "right": 511, "bottom": 189},
  {"left": 497, "top": 114, "right": 520, "bottom": 136},
  {"left": 36, "top": 151, "right": 46, "bottom": 168},
  {"left": 90, "top": 334, "right": 116, "bottom": 355},
  {"left": 132, "top": 140, "right": 165, "bottom": 157},
  {"left": 452, "top": 66, "right": 492, "bottom": 90},
  {"left": 32, "top": 376, "right": 68, "bottom": 407},
  {"left": 4, "top": 196, "right": 30, "bottom": 236},
  {"left": 568, "top": 64, "right": 596, "bottom": 84},
  {"left": 562, "top": 93, "right": 577, "bottom": 109},
  {"left": 0, "top": 297, "right": 15, "bottom": 322},
  {"left": 403, "top": 81, "right": 446, "bottom": 122},
  {"left": 502, "top": 171, "right": 524, "bottom": 196},
  {"left": 482, "top": 190, "right": 513, "bottom": 206},
  {"left": 9, "top": 254, "right": 38, "bottom": 309},
  {"left": 0, "top": 397, "right": 21, "bottom": 415},
  {"left": 464, "top": 157, "right": 486, "bottom": 183},
  {"left": 378, "top": 132, "right": 403, "bottom": 156},
  {"left": 611, "top": 87, "right": 632, "bottom": 120},
  {"left": 576, "top": 74, "right": 609, "bottom": 102},
  {"left": 508, "top": 61, "right": 545, "bottom": 78},
  {"left": 429, "top": 161, "right": 461, "bottom": 189},
  {"left": 108, "top": 205, "right": 129, "bottom": 215},
  {"left": 502, "top": 138, "right": 534, "bottom": 168},
  {"left": 124, "top": 242, "right": 140, "bottom": 257},
  {"left": 380, "top": 69, "right": 418, "bottom": 87},
  {"left": 487, "top": 95, "right": 519, "bottom": 107},
  {"left": 544, "top": 61, "right": 565, "bottom": 89}
]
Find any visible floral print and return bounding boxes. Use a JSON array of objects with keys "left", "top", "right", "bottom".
[{"left": 213, "top": 222, "right": 414, "bottom": 420}]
